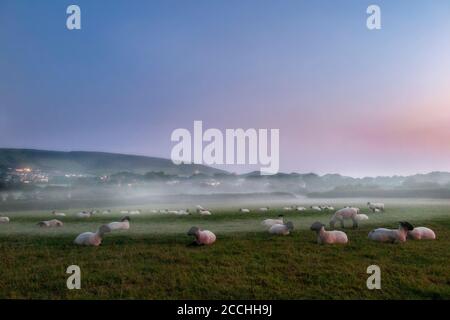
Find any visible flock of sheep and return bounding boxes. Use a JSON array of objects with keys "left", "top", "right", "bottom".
[{"left": 0, "top": 201, "right": 436, "bottom": 246}]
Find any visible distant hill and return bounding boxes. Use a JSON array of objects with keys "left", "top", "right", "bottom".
[{"left": 0, "top": 148, "right": 226, "bottom": 176}]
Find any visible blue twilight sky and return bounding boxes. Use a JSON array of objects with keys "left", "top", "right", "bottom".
[{"left": 1, "top": 0, "right": 450, "bottom": 177}]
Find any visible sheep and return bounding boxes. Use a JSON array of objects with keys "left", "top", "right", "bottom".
[
  {"left": 330, "top": 207, "right": 360, "bottom": 229},
  {"left": 187, "top": 226, "right": 216, "bottom": 245},
  {"left": 310, "top": 221, "right": 348, "bottom": 244},
  {"left": 311, "top": 206, "right": 322, "bottom": 211},
  {"left": 37, "top": 219, "right": 64, "bottom": 228},
  {"left": 368, "top": 221, "right": 414, "bottom": 243},
  {"left": 150, "top": 209, "right": 158, "bottom": 213},
  {"left": 407, "top": 227, "right": 436, "bottom": 240},
  {"left": 296, "top": 207, "right": 306, "bottom": 211},
  {"left": 52, "top": 210, "right": 66, "bottom": 217},
  {"left": 268, "top": 221, "right": 294, "bottom": 235},
  {"left": 102, "top": 209, "right": 111, "bottom": 214},
  {"left": 259, "top": 207, "right": 269, "bottom": 212},
  {"left": 107, "top": 216, "right": 130, "bottom": 231},
  {"left": 74, "top": 225, "right": 111, "bottom": 246},
  {"left": 199, "top": 209, "right": 212, "bottom": 216},
  {"left": 0, "top": 216, "right": 10, "bottom": 224},
  {"left": 355, "top": 213, "right": 369, "bottom": 221},
  {"left": 283, "top": 207, "right": 293, "bottom": 211},
  {"left": 239, "top": 208, "right": 250, "bottom": 213},
  {"left": 367, "top": 202, "right": 385, "bottom": 212},
  {"left": 129, "top": 210, "right": 141, "bottom": 215},
  {"left": 76, "top": 211, "right": 93, "bottom": 218},
  {"left": 196, "top": 205, "right": 206, "bottom": 213},
  {"left": 120, "top": 210, "right": 129, "bottom": 214},
  {"left": 167, "top": 209, "right": 190, "bottom": 215},
  {"left": 261, "top": 215, "right": 284, "bottom": 228}
]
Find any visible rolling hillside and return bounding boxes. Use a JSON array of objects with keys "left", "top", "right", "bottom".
[{"left": 0, "top": 149, "right": 226, "bottom": 176}]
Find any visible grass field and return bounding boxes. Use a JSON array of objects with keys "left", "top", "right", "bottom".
[{"left": 0, "top": 199, "right": 449, "bottom": 299}]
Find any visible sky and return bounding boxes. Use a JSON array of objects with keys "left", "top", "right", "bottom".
[{"left": 1, "top": 0, "right": 450, "bottom": 177}]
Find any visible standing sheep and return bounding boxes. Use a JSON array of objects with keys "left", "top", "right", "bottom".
[
  {"left": 367, "top": 202, "right": 385, "bottom": 212},
  {"left": 330, "top": 207, "right": 361, "bottom": 229}
]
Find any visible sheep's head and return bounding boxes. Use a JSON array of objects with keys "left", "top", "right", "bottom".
[
  {"left": 285, "top": 221, "right": 294, "bottom": 231},
  {"left": 98, "top": 224, "right": 111, "bottom": 234},
  {"left": 187, "top": 226, "right": 199, "bottom": 236},
  {"left": 399, "top": 221, "right": 414, "bottom": 231},
  {"left": 310, "top": 221, "right": 325, "bottom": 231},
  {"left": 121, "top": 216, "right": 131, "bottom": 222}
]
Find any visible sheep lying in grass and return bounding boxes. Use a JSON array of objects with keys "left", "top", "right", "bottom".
[
  {"left": 407, "top": 227, "right": 436, "bottom": 240},
  {"left": 52, "top": 210, "right": 66, "bottom": 217},
  {"left": 187, "top": 226, "right": 216, "bottom": 245},
  {"left": 0, "top": 216, "right": 10, "bottom": 224},
  {"left": 261, "top": 215, "right": 284, "bottom": 228},
  {"left": 239, "top": 208, "right": 250, "bottom": 213},
  {"left": 74, "top": 225, "right": 111, "bottom": 246},
  {"left": 199, "top": 209, "right": 212, "bottom": 216},
  {"left": 355, "top": 214, "right": 369, "bottom": 221},
  {"left": 102, "top": 209, "right": 111, "bottom": 214},
  {"left": 368, "top": 221, "right": 414, "bottom": 243},
  {"left": 268, "top": 221, "right": 294, "bottom": 235},
  {"left": 107, "top": 216, "right": 130, "bottom": 231},
  {"left": 283, "top": 206, "right": 293, "bottom": 211},
  {"left": 37, "top": 219, "right": 63, "bottom": 228},
  {"left": 330, "top": 207, "right": 361, "bottom": 229},
  {"left": 129, "top": 210, "right": 141, "bottom": 215},
  {"left": 76, "top": 211, "right": 93, "bottom": 218},
  {"left": 368, "top": 202, "right": 385, "bottom": 212},
  {"left": 311, "top": 206, "right": 322, "bottom": 211},
  {"left": 259, "top": 207, "right": 269, "bottom": 212},
  {"left": 310, "top": 221, "right": 348, "bottom": 244},
  {"left": 296, "top": 206, "right": 306, "bottom": 211}
]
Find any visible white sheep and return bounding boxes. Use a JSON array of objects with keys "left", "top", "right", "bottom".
[
  {"left": 129, "top": 210, "right": 141, "bottom": 215},
  {"left": 296, "top": 207, "right": 306, "bottom": 211},
  {"left": 107, "top": 216, "right": 130, "bottom": 231},
  {"left": 187, "top": 226, "right": 216, "bottom": 245},
  {"left": 367, "top": 202, "right": 385, "bottom": 212},
  {"left": 102, "top": 209, "right": 111, "bottom": 214},
  {"left": 120, "top": 210, "right": 130, "bottom": 214},
  {"left": 76, "top": 211, "right": 93, "bottom": 218},
  {"left": 407, "top": 227, "right": 436, "bottom": 240},
  {"left": 259, "top": 207, "right": 269, "bottom": 212},
  {"left": 261, "top": 215, "right": 284, "bottom": 228},
  {"left": 199, "top": 209, "right": 212, "bottom": 216},
  {"left": 310, "top": 221, "right": 348, "bottom": 244},
  {"left": 239, "top": 208, "right": 250, "bottom": 213},
  {"left": 37, "top": 219, "right": 63, "bottom": 228},
  {"left": 52, "top": 210, "right": 66, "bottom": 217},
  {"left": 268, "top": 221, "right": 294, "bottom": 235},
  {"left": 311, "top": 206, "right": 322, "bottom": 211},
  {"left": 283, "top": 207, "right": 293, "bottom": 211},
  {"left": 355, "top": 214, "right": 369, "bottom": 221},
  {"left": 0, "top": 216, "right": 10, "bottom": 224},
  {"left": 74, "top": 225, "right": 111, "bottom": 246},
  {"left": 330, "top": 207, "right": 361, "bottom": 229},
  {"left": 368, "top": 221, "right": 414, "bottom": 243}
]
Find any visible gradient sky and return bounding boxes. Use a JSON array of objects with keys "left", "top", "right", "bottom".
[{"left": 1, "top": 0, "right": 450, "bottom": 177}]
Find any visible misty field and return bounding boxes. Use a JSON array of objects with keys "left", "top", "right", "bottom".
[{"left": 0, "top": 200, "right": 449, "bottom": 299}]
